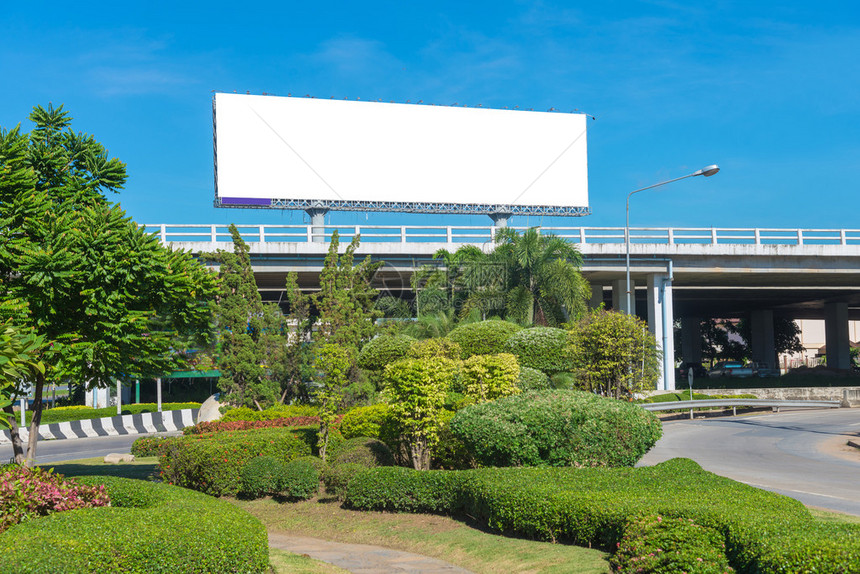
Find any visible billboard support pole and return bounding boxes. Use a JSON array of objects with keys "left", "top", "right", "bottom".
[
  {"left": 490, "top": 213, "right": 510, "bottom": 228},
  {"left": 306, "top": 208, "right": 329, "bottom": 243}
]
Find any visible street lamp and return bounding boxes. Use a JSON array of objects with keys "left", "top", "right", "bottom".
[{"left": 625, "top": 165, "right": 720, "bottom": 314}]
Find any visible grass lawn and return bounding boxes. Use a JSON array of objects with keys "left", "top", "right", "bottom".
[
  {"left": 237, "top": 497, "right": 611, "bottom": 574},
  {"left": 269, "top": 549, "right": 349, "bottom": 574},
  {"left": 49, "top": 456, "right": 161, "bottom": 481}
]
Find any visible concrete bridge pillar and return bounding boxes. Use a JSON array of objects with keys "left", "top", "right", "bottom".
[
  {"left": 646, "top": 274, "right": 675, "bottom": 390},
  {"left": 750, "top": 309, "right": 776, "bottom": 367},
  {"left": 612, "top": 279, "right": 635, "bottom": 314},
  {"left": 306, "top": 208, "right": 329, "bottom": 243},
  {"left": 680, "top": 316, "right": 703, "bottom": 365},
  {"left": 825, "top": 302, "right": 851, "bottom": 370},
  {"left": 589, "top": 284, "right": 605, "bottom": 310}
]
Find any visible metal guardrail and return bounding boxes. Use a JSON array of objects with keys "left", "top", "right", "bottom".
[
  {"left": 142, "top": 224, "right": 860, "bottom": 247},
  {"left": 642, "top": 399, "right": 842, "bottom": 418}
]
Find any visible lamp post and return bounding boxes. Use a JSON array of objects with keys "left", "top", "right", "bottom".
[{"left": 625, "top": 165, "right": 720, "bottom": 314}]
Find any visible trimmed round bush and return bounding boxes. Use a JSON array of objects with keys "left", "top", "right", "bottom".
[
  {"left": 322, "top": 463, "right": 367, "bottom": 500},
  {"left": 131, "top": 436, "right": 178, "bottom": 457},
  {"left": 340, "top": 404, "right": 391, "bottom": 440},
  {"left": 450, "top": 390, "right": 662, "bottom": 468},
  {"left": 447, "top": 320, "right": 523, "bottom": 358},
  {"left": 518, "top": 366, "right": 551, "bottom": 391},
  {"left": 357, "top": 334, "right": 416, "bottom": 371},
  {"left": 505, "top": 327, "right": 572, "bottom": 374},
  {"left": 241, "top": 456, "right": 288, "bottom": 498},
  {"left": 0, "top": 476, "right": 269, "bottom": 573},
  {"left": 330, "top": 436, "right": 395, "bottom": 468},
  {"left": 408, "top": 338, "right": 462, "bottom": 360},
  {"left": 280, "top": 459, "right": 320, "bottom": 500}
]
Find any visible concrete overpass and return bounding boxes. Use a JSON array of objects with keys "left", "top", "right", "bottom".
[{"left": 148, "top": 224, "right": 860, "bottom": 389}]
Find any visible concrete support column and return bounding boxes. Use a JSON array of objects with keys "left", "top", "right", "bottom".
[
  {"left": 489, "top": 213, "right": 510, "bottom": 227},
  {"left": 612, "top": 279, "right": 635, "bottom": 314},
  {"left": 306, "top": 208, "right": 329, "bottom": 243},
  {"left": 750, "top": 309, "right": 776, "bottom": 367},
  {"left": 825, "top": 302, "right": 851, "bottom": 370},
  {"left": 680, "top": 316, "right": 703, "bottom": 365},
  {"left": 589, "top": 284, "right": 604, "bottom": 310},
  {"left": 646, "top": 274, "right": 675, "bottom": 390}
]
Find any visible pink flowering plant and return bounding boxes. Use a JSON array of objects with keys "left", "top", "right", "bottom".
[
  {"left": 0, "top": 464, "right": 110, "bottom": 533},
  {"left": 610, "top": 514, "right": 734, "bottom": 573}
]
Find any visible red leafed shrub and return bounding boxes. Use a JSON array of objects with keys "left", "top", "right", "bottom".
[
  {"left": 184, "top": 416, "right": 339, "bottom": 435},
  {"left": 0, "top": 465, "right": 110, "bottom": 533}
]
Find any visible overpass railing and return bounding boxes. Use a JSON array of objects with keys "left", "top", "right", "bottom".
[{"left": 142, "top": 225, "right": 860, "bottom": 247}]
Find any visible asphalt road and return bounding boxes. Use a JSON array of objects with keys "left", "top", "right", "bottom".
[
  {"left": 638, "top": 408, "right": 860, "bottom": 515},
  {"left": 0, "top": 433, "right": 177, "bottom": 465}
]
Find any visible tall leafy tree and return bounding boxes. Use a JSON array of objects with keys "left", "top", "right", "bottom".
[
  {"left": 0, "top": 104, "right": 217, "bottom": 464},
  {"left": 206, "top": 224, "right": 286, "bottom": 409}
]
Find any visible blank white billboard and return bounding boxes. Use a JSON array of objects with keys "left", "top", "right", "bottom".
[{"left": 213, "top": 93, "right": 589, "bottom": 215}]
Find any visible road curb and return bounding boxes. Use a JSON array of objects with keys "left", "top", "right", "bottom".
[{"left": 0, "top": 409, "right": 199, "bottom": 443}]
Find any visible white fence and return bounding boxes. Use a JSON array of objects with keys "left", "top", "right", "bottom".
[{"left": 143, "top": 225, "right": 860, "bottom": 247}]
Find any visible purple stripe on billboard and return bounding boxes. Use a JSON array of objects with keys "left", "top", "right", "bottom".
[{"left": 220, "top": 197, "right": 272, "bottom": 206}]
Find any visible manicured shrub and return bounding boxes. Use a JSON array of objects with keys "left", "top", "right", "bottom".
[
  {"left": 450, "top": 389, "right": 662, "bottom": 468},
  {"left": 340, "top": 404, "right": 391, "bottom": 440},
  {"left": 159, "top": 427, "right": 314, "bottom": 496},
  {"left": 408, "top": 337, "right": 462, "bottom": 360},
  {"left": 183, "top": 416, "right": 321, "bottom": 435},
  {"left": 357, "top": 334, "right": 416, "bottom": 371},
  {"left": 610, "top": 515, "right": 734, "bottom": 573},
  {"left": 0, "top": 465, "right": 110, "bottom": 533},
  {"left": 131, "top": 436, "right": 180, "bottom": 457},
  {"left": 241, "top": 456, "right": 288, "bottom": 498},
  {"left": 280, "top": 458, "right": 320, "bottom": 500},
  {"left": 344, "top": 459, "right": 860, "bottom": 573},
  {"left": 447, "top": 320, "right": 523, "bottom": 358},
  {"left": 329, "top": 436, "right": 395, "bottom": 468},
  {"left": 0, "top": 476, "right": 269, "bottom": 573},
  {"left": 505, "top": 327, "right": 572, "bottom": 374},
  {"left": 220, "top": 404, "right": 318, "bottom": 422},
  {"left": 322, "top": 463, "right": 367, "bottom": 500},
  {"left": 461, "top": 353, "right": 521, "bottom": 404},
  {"left": 431, "top": 410, "right": 474, "bottom": 470},
  {"left": 518, "top": 366, "right": 551, "bottom": 391},
  {"left": 291, "top": 455, "right": 326, "bottom": 473}
]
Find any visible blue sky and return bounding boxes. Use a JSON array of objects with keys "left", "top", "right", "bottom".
[{"left": 2, "top": 1, "right": 859, "bottom": 231}]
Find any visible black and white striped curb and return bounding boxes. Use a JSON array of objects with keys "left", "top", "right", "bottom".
[{"left": 0, "top": 409, "right": 199, "bottom": 443}]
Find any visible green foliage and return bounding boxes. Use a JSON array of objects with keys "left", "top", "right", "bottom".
[
  {"left": 450, "top": 390, "right": 662, "bottom": 468},
  {"left": 314, "top": 342, "right": 352, "bottom": 462},
  {"left": 339, "top": 404, "right": 392, "bottom": 440},
  {"left": 322, "top": 463, "right": 367, "bottom": 500},
  {"left": 220, "top": 404, "right": 319, "bottom": 422},
  {"left": 505, "top": 327, "right": 572, "bottom": 374},
  {"left": 0, "top": 476, "right": 269, "bottom": 573},
  {"left": 280, "top": 458, "right": 320, "bottom": 500},
  {"left": 568, "top": 309, "right": 661, "bottom": 398},
  {"left": 329, "top": 436, "right": 395, "bottom": 468},
  {"left": 131, "top": 436, "right": 179, "bottom": 458},
  {"left": 207, "top": 224, "right": 286, "bottom": 409},
  {"left": 344, "top": 459, "right": 860, "bottom": 573},
  {"left": 447, "top": 319, "right": 523, "bottom": 358},
  {"left": 383, "top": 357, "right": 459, "bottom": 470},
  {"left": 158, "top": 427, "right": 313, "bottom": 496},
  {"left": 240, "top": 456, "right": 288, "bottom": 498},
  {"left": 432, "top": 409, "right": 474, "bottom": 470},
  {"left": 0, "top": 105, "right": 217, "bottom": 462},
  {"left": 517, "top": 366, "right": 551, "bottom": 391},
  {"left": 357, "top": 334, "right": 415, "bottom": 371},
  {"left": 610, "top": 515, "right": 734, "bottom": 573},
  {"left": 407, "top": 337, "right": 462, "bottom": 360},
  {"left": 460, "top": 353, "right": 521, "bottom": 404},
  {"left": 0, "top": 323, "right": 46, "bottom": 428}
]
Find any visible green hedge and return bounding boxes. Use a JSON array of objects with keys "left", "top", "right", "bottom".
[
  {"left": 159, "top": 427, "right": 314, "bottom": 496},
  {"left": 131, "top": 436, "right": 180, "bottom": 457},
  {"left": 339, "top": 404, "right": 392, "bottom": 440},
  {"left": 517, "top": 366, "right": 551, "bottom": 391},
  {"left": 504, "top": 327, "right": 572, "bottom": 374},
  {"left": 357, "top": 334, "right": 415, "bottom": 371},
  {"left": 450, "top": 390, "right": 662, "bottom": 467},
  {"left": 220, "top": 404, "right": 319, "bottom": 422},
  {"left": 0, "top": 476, "right": 268, "bottom": 573},
  {"left": 27, "top": 403, "right": 199, "bottom": 425},
  {"left": 447, "top": 320, "right": 523, "bottom": 358},
  {"left": 344, "top": 459, "right": 860, "bottom": 573},
  {"left": 329, "top": 436, "right": 395, "bottom": 468}
]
